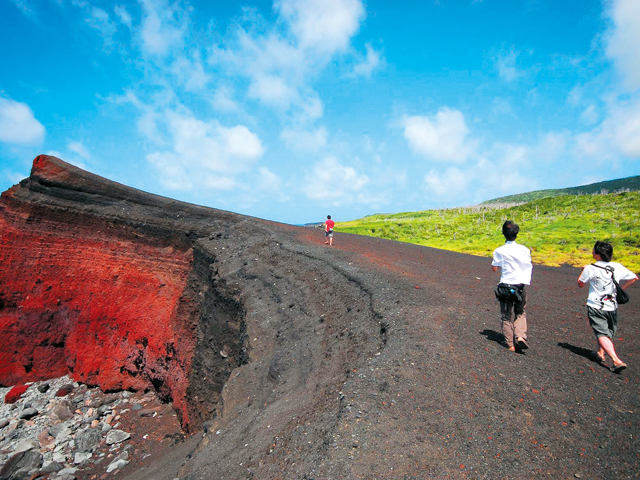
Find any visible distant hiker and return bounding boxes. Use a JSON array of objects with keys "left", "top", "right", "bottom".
[
  {"left": 577, "top": 240, "right": 638, "bottom": 372},
  {"left": 492, "top": 220, "right": 533, "bottom": 352},
  {"left": 324, "top": 215, "right": 335, "bottom": 246}
]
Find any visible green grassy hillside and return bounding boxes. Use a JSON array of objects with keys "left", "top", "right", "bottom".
[
  {"left": 339, "top": 191, "right": 640, "bottom": 272},
  {"left": 482, "top": 175, "right": 640, "bottom": 205}
]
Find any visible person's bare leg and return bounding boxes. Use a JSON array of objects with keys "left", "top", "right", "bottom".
[
  {"left": 598, "top": 336, "right": 623, "bottom": 366},
  {"left": 329, "top": 235, "right": 333, "bottom": 246}
]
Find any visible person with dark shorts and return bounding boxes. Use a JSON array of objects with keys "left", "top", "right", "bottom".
[
  {"left": 492, "top": 220, "right": 533, "bottom": 352},
  {"left": 324, "top": 215, "right": 335, "bottom": 246},
  {"left": 578, "top": 240, "right": 638, "bottom": 372}
]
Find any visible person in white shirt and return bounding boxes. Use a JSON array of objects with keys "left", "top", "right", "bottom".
[
  {"left": 492, "top": 221, "right": 533, "bottom": 352},
  {"left": 578, "top": 240, "right": 638, "bottom": 373}
]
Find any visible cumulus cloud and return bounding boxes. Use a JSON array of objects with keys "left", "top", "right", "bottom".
[
  {"left": 211, "top": 87, "right": 240, "bottom": 112},
  {"left": 281, "top": 126, "right": 328, "bottom": 151},
  {"left": 575, "top": 93, "right": 640, "bottom": 160},
  {"left": 275, "top": 0, "right": 365, "bottom": 54},
  {"left": 256, "top": 167, "right": 289, "bottom": 201},
  {"left": 424, "top": 167, "right": 470, "bottom": 200},
  {"left": 402, "top": 108, "right": 476, "bottom": 163},
  {"left": 171, "top": 53, "right": 210, "bottom": 92},
  {"left": 349, "top": 43, "right": 382, "bottom": 78},
  {"left": 493, "top": 46, "right": 525, "bottom": 82},
  {"left": 0, "top": 97, "right": 45, "bottom": 145},
  {"left": 139, "top": 0, "right": 186, "bottom": 57},
  {"left": 114, "top": 4, "right": 132, "bottom": 28},
  {"left": 605, "top": 0, "right": 640, "bottom": 92},
  {"left": 68, "top": 141, "right": 90, "bottom": 160},
  {"left": 303, "top": 156, "right": 368, "bottom": 204},
  {"left": 145, "top": 109, "right": 264, "bottom": 190}
]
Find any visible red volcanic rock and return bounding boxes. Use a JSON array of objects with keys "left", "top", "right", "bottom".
[
  {"left": 0, "top": 155, "right": 248, "bottom": 432},
  {"left": 5, "top": 383, "right": 28, "bottom": 404},
  {"left": 54, "top": 384, "right": 74, "bottom": 397}
]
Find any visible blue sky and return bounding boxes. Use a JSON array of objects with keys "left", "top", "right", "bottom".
[{"left": 1, "top": 0, "right": 639, "bottom": 224}]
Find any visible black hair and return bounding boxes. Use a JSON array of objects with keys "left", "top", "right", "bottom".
[
  {"left": 327, "top": 215, "right": 331, "bottom": 219},
  {"left": 593, "top": 240, "right": 613, "bottom": 262},
  {"left": 502, "top": 220, "right": 519, "bottom": 241}
]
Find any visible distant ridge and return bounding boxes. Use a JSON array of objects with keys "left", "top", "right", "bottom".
[{"left": 482, "top": 174, "right": 640, "bottom": 205}]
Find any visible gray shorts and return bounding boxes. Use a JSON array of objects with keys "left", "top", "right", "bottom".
[
  {"left": 325, "top": 229, "right": 333, "bottom": 237},
  {"left": 587, "top": 306, "right": 618, "bottom": 339}
]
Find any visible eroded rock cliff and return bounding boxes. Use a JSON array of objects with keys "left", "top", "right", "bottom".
[{"left": 0, "top": 156, "right": 253, "bottom": 432}]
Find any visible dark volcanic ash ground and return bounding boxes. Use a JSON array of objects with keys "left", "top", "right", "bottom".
[{"left": 129, "top": 226, "right": 640, "bottom": 480}]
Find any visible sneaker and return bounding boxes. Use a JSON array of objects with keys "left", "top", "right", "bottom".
[
  {"left": 612, "top": 362, "right": 627, "bottom": 373},
  {"left": 516, "top": 337, "right": 529, "bottom": 349}
]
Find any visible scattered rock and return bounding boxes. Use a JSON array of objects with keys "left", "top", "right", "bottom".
[
  {"left": 76, "top": 428, "right": 102, "bottom": 451},
  {"left": 74, "top": 451, "right": 93, "bottom": 464},
  {"left": 37, "top": 430, "right": 55, "bottom": 449},
  {"left": 105, "top": 429, "right": 130, "bottom": 445},
  {"left": 132, "top": 403, "right": 143, "bottom": 411},
  {"left": 4, "top": 385, "right": 28, "bottom": 404},
  {"left": 49, "top": 400, "right": 74, "bottom": 423},
  {"left": 55, "top": 384, "right": 74, "bottom": 397},
  {"left": 18, "top": 408, "right": 38, "bottom": 420},
  {"left": 0, "top": 449, "right": 42, "bottom": 480},
  {"left": 37, "top": 383, "right": 50, "bottom": 394},
  {"left": 12, "top": 438, "right": 39, "bottom": 455}
]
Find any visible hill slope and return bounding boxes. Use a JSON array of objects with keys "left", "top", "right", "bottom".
[
  {"left": 482, "top": 174, "right": 640, "bottom": 204},
  {"left": 339, "top": 191, "right": 640, "bottom": 272}
]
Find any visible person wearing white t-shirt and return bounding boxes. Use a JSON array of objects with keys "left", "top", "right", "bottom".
[
  {"left": 492, "top": 221, "right": 533, "bottom": 352},
  {"left": 578, "top": 240, "right": 638, "bottom": 373}
]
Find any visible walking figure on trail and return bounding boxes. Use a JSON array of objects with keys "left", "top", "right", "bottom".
[
  {"left": 492, "top": 220, "right": 533, "bottom": 352},
  {"left": 324, "top": 215, "right": 335, "bottom": 246},
  {"left": 577, "top": 240, "right": 638, "bottom": 373}
]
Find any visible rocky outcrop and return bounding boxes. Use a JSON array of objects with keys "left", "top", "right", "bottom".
[{"left": 0, "top": 156, "right": 253, "bottom": 432}]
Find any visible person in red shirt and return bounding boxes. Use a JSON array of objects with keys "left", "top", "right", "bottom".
[{"left": 324, "top": 215, "right": 335, "bottom": 246}]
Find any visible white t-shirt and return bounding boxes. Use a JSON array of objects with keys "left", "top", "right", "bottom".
[
  {"left": 492, "top": 241, "right": 533, "bottom": 285},
  {"left": 579, "top": 261, "right": 638, "bottom": 311}
]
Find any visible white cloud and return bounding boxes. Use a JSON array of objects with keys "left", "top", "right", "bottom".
[
  {"left": 303, "top": 156, "right": 369, "bottom": 204},
  {"left": 145, "top": 109, "right": 264, "bottom": 191},
  {"left": 171, "top": 53, "right": 210, "bottom": 92},
  {"left": 86, "top": 7, "right": 117, "bottom": 39},
  {"left": 580, "top": 105, "right": 599, "bottom": 125},
  {"left": 424, "top": 155, "right": 533, "bottom": 204},
  {"left": 9, "top": 0, "right": 35, "bottom": 19},
  {"left": 204, "top": 176, "right": 238, "bottom": 191},
  {"left": 211, "top": 87, "right": 239, "bottom": 112},
  {"left": 350, "top": 43, "right": 382, "bottom": 78},
  {"left": 210, "top": 0, "right": 366, "bottom": 122},
  {"left": 424, "top": 167, "right": 470, "bottom": 200},
  {"left": 605, "top": 0, "right": 640, "bottom": 92},
  {"left": 68, "top": 141, "right": 90, "bottom": 160},
  {"left": 574, "top": 96, "right": 640, "bottom": 160},
  {"left": 275, "top": 0, "right": 365, "bottom": 54},
  {"left": 5, "top": 170, "right": 28, "bottom": 184},
  {"left": 147, "top": 152, "right": 193, "bottom": 190},
  {"left": 0, "top": 97, "right": 45, "bottom": 145},
  {"left": 281, "top": 127, "right": 328, "bottom": 151},
  {"left": 114, "top": 5, "right": 132, "bottom": 28},
  {"left": 257, "top": 167, "right": 289, "bottom": 201},
  {"left": 139, "top": 0, "right": 186, "bottom": 57},
  {"left": 402, "top": 108, "right": 476, "bottom": 163},
  {"left": 493, "top": 47, "right": 525, "bottom": 82}
]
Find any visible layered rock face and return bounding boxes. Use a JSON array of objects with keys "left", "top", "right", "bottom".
[{"left": 0, "top": 156, "right": 250, "bottom": 432}]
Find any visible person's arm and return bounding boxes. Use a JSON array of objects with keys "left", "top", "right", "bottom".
[
  {"left": 620, "top": 276, "right": 639, "bottom": 290},
  {"left": 577, "top": 266, "right": 588, "bottom": 288}
]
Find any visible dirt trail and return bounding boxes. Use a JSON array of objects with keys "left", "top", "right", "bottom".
[{"left": 133, "top": 226, "right": 640, "bottom": 479}]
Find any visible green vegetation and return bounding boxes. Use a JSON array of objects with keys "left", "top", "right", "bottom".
[
  {"left": 482, "top": 175, "right": 640, "bottom": 205},
  {"left": 339, "top": 191, "right": 640, "bottom": 272}
]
